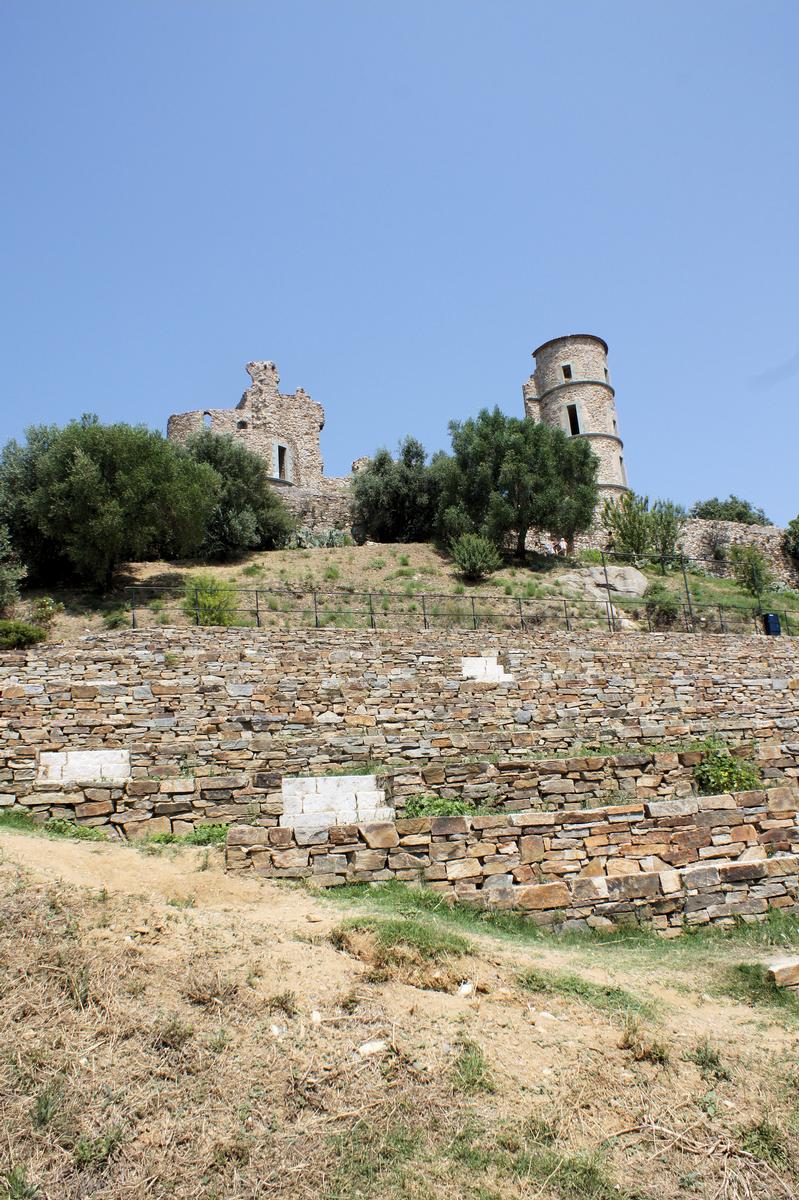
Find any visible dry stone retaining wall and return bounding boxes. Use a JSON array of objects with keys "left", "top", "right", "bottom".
[
  {"left": 2, "top": 626, "right": 799, "bottom": 836},
  {"left": 226, "top": 787, "right": 799, "bottom": 930}
]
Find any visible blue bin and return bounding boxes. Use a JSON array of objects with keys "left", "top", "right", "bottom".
[{"left": 762, "top": 613, "right": 781, "bottom": 636}]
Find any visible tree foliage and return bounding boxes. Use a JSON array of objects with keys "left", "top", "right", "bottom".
[
  {"left": 730, "top": 543, "right": 774, "bottom": 598},
  {"left": 0, "top": 524, "right": 25, "bottom": 616},
  {"left": 435, "top": 408, "right": 598, "bottom": 555},
  {"left": 184, "top": 430, "right": 294, "bottom": 559},
  {"left": 603, "top": 493, "right": 685, "bottom": 567},
  {"left": 0, "top": 417, "right": 220, "bottom": 588},
  {"left": 689, "top": 495, "right": 771, "bottom": 526},
  {"left": 351, "top": 438, "right": 441, "bottom": 543},
  {"left": 784, "top": 516, "right": 799, "bottom": 563}
]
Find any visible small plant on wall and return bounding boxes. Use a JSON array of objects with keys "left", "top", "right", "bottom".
[{"left": 694, "top": 739, "right": 761, "bottom": 796}]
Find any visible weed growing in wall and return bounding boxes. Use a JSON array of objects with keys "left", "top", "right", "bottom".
[{"left": 694, "top": 740, "right": 761, "bottom": 795}]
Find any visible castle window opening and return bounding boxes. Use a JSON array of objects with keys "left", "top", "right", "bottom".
[
  {"left": 278, "top": 444, "right": 288, "bottom": 481},
  {"left": 604, "top": 368, "right": 610, "bottom": 383},
  {"left": 237, "top": 420, "right": 248, "bottom": 430},
  {"left": 562, "top": 363, "right": 573, "bottom": 380},
  {"left": 566, "top": 403, "right": 580, "bottom": 436},
  {"left": 203, "top": 412, "right": 212, "bottom": 429}
]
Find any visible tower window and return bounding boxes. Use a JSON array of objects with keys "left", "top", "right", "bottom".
[
  {"left": 566, "top": 404, "right": 580, "bottom": 436},
  {"left": 277, "top": 445, "right": 288, "bottom": 481},
  {"left": 237, "top": 420, "right": 248, "bottom": 430},
  {"left": 604, "top": 368, "right": 609, "bottom": 382},
  {"left": 562, "top": 363, "right": 573, "bottom": 380},
  {"left": 203, "top": 412, "right": 212, "bottom": 429}
]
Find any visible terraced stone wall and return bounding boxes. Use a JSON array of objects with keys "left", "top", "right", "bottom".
[
  {"left": 226, "top": 787, "right": 799, "bottom": 931},
  {"left": 2, "top": 627, "right": 798, "bottom": 836}
]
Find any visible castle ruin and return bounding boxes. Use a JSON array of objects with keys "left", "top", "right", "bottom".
[{"left": 166, "top": 332, "right": 628, "bottom": 527}]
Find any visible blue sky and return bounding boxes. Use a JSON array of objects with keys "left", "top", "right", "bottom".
[{"left": 2, "top": 1, "right": 797, "bottom": 524}]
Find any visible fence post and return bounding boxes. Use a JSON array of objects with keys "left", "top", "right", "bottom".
[
  {"left": 312, "top": 591, "right": 319, "bottom": 628},
  {"left": 194, "top": 587, "right": 200, "bottom": 626},
  {"left": 718, "top": 605, "right": 725, "bottom": 634},
  {"left": 471, "top": 597, "right": 477, "bottom": 630},
  {"left": 517, "top": 597, "right": 524, "bottom": 630},
  {"left": 680, "top": 556, "right": 695, "bottom": 631},
  {"left": 605, "top": 600, "right": 613, "bottom": 633},
  {"left": 421, "top": 593, "right": 429, "bottom": 630},
  {"left": 563, "top": 598, "right": 571, "bottom": 632},
  {"left": 368, "top": 592, "right": 376, "bottom": 630},
  {"left": 255, "top": 590, "right": 261, "bottom": 629},
  {"left": 130, "top": 594, "right": 136, "bottom": 630}
]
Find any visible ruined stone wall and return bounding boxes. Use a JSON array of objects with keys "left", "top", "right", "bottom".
[
  {"left": 167, "top": 361, "right": 326, "bottom": 488},
  {"left": 679, "top": 518, "right": 799, "bottom": 588},
  {"left": 226, "top": 788, "right": 799, "bottom": 932}
]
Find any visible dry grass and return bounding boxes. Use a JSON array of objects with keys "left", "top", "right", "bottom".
[{"left": 1, "top": 837, "right": 799, "bottom": 1200}]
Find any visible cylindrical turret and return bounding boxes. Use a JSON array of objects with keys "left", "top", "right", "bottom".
[{"left": 526, "top": 333, "right": 627, "bottom": 501}]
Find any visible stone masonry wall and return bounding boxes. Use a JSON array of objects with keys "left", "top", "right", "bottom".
[
  {"left": 2, "top": 626, "right": 798, "bottom": 836},
  {"left": 226, "top": 787, "right": 799, "bottom": 931}
]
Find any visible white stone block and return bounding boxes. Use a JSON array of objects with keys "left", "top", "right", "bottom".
[
  {"left": 371, "top": 806, "right": 396, "bottom": 822},
  {"left": 37, "top": 749, "right": 130, "bottom": 785},
  {"left": 280, "top": 796, "right": 306, "bottom": 817},
  {"left": 282, "top": 776, "right": 316, "bottom": 799},
  {"left": 304, "top": 792, "right": 349, "bottom": 814},
  {"left": 355, "top": 789, "right": 385, "bottom": 807}
]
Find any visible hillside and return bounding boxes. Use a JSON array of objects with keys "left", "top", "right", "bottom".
[
  {"left": 18, "top": 542, "right": 799, "bottom": 643},
  {"left": 2, "top": 826, "right": 798, "bottom": 1200}
]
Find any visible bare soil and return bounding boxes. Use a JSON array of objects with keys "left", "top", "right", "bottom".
[{"left": 1, "top": 829, "right": 798, "bottom": 1199}]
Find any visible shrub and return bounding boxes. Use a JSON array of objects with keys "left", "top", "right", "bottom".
[
  {"left": 644, "top": 582, "right": 681, "bottom": 629},
  {"left": 648, "top": 500, "right": 685, "bottom": 569},
  {"left": 29, "top": 595, "right": 63, "bottom": 632},
  {"left": 182, "top": 575, "right": 239, "bottom": 626},
  {"left": 784, "top": 515, "right": 799, "bottom": 563},
  {"left": 0, "top": 620, "right": 46, "bottom": 650},
  {"left": 690, "top": 495, "right": 771, "bottom": 525},
  {"left": 351, "top": 437, "right": 440, "bottom": 543},
  {"left": 602, "top": 492, "right": 651, "bottom": 563},
  {"left": 694, "top": 741, "right": 761, "bottom": 795},
  {"left": 450, "top": 533, "right": 501, "bottom": 581},
  {"left": 403, "top": 795, "right": 484, "bottom": 818},
  {"left": 730, "top": 543, "right": 773, "bottom": 598},
  {"left": 0, "top": 524, "right": 25, "bottom": 615}
]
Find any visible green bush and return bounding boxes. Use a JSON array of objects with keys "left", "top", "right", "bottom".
[
  {"left": 784, "top": 516, "right": 799, "bottom": 563},
  {"left": 0, "top": 619, "right": 46, "bottom": 650},
  {"left": 643, "top": 582, "right": 681, "bottom": 629},
  {"left": 0, "top": 524, "right": 25, "bottom": 615},
  {"left": 450, "top": 533, "right": 501, "bottom": 581},
  {"left": 182, "top": 575, "right": 239, "bottom": 626},
  {"left": 694, "top": 742, "right": 761, "bottom": 795},
  {"left": 690, "top": 495, "right": 770, "bottom": 525},
  {"left": 602, "top": 492, "right": 652, "bottom": 563},
  {"left": 403, "top": 795, "right": 485, "bottom": 818},
  {"left": 730, "top": 543, "right": 773, "bottom": 598},
  {"left": 29, "top": 595, "right": 63, "bottom": 632}
]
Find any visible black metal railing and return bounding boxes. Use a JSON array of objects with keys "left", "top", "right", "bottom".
[{"left": 123, "top": 579, "right": 796, "bottom": 637}]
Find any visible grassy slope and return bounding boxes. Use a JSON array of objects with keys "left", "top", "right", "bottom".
[
  {"left": 2, "top": 829, "right": 799, "bottom": 1200},
  {"left": 17, "top": 542, "right": 799, "bottom": 642}
]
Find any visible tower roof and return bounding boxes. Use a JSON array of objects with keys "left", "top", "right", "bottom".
[{"left": 532, "top": 333, "right": 608, "bottom": 357}]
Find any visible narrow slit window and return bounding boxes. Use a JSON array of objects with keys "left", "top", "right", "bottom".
[
  {"left": 203, "top": 412, "right": 212, "bottom": 429},
  {"left": 566, "top": 403, "right": 580, "bottom": 436},
  {"left": 604, "top": 368, "right": 609, "bottom": 383},
  {"left": 562, "top": 363, "right": 573, "bottom": 380},
  {"left": 277, "top": 445, "right": 287, "bottom": 480}
]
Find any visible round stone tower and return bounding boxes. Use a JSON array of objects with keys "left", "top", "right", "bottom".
[{"left": 523, "top": 333, "right": 627, "bottom": 500}]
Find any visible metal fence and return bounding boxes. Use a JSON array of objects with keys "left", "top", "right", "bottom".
[{"left": 124, "top": 580, "right": 797, "bottom": 637}]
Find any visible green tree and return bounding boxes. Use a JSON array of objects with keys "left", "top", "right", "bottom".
[
  {"left": 649, "top": 500, "right": 686, "bottom": 571},
  {"left": 689, "top": 495, "right": 771, "bottom": 525},
  {"left": 784, "top": 516, "right": 799, "bottom": 562},
  {"left": 730, "top": 543, "right": 774, "bottom": 599},
  {"left": 436, "top": 408, "right": 598, "bottom": 556},
  {"left": 351, "top": 437, "right": 440, "bottom": 543},
  {"left": 0, "top": 524, "right": 25, "bottom": 615},
  {"left": 184, "top": 430, "right": 294, "bottom": 559},
  {"left": 602, "top": 492, "right": 652, "bottom": 563},
  {"left": 0, "top": 418, "right": 219, "bottom": 588}
]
